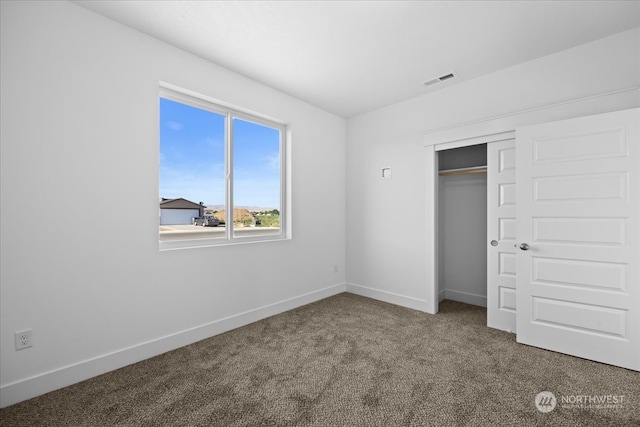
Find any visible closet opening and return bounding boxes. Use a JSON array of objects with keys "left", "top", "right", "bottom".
[{"left": 437, "top": 143, "right": 487, "bottom": 309}]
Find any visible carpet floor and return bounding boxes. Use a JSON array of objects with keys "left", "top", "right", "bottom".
[{"left": 1, "top": 293, "right": 638, "bottom": 426}]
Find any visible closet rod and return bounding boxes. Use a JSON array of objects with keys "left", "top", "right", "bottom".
[{"left": 438, "top": 166, "right": 487, "bottom": 177}]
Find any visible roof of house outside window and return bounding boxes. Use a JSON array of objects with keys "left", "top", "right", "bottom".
[{"left": 159, "top": 198, "right": 203, "bottom": 210}]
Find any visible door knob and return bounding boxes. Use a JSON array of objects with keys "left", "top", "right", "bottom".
[
  {"left": 490, "top": 240, "right": 498, "bottom": 246},
  {"left": 519, "top": 243, "right": 530, "bottom": 251}
]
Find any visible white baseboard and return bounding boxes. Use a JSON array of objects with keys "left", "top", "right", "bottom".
[
  {"left": 441, "top": 289, "right": 487, "bottom": 308},
  {"left": 346, "top": 283, "right": 431, "bottom": 313},
  {"left": 0, "top": 283, "right": 346, "bottom": 408}
]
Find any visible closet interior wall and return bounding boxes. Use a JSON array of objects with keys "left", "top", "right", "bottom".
[{"left": 438, "top": 144, "right": 488, "bottom": 307}]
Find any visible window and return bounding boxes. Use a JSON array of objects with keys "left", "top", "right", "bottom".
[{"left": 159, "top": 87, "right": 286, "bottom": 249}]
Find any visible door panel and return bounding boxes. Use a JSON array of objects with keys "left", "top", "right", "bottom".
[
  {"left": 499, "top": 183, "right": 517, "bottom": 206},
  {"left": 499, "top": 218, "right": 517, "bottom": 240},
  {"left": 531, "top": 297, "right": 626, "bottom": 338},
  {"left": 487, "top": 139, "right": 517, "bottom": 332},
  {"left": 532, "top": 257, "right": 626, "bottom": 291},
  {"left": 516, "top": 108, "right": 639, "bottom": 371},
  {"left": 533, "top": 173, "right": 627, "bottom": 202},
  {"left": 532, "top": 128, "right": 626, "bottom": 162},
  {"left": 532, "top": 217, "right": 626, "bottom": 245}
]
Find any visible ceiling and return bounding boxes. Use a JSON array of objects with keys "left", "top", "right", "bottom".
[{"left": 74, "top": 1, "right": 640, "bottom": 118}]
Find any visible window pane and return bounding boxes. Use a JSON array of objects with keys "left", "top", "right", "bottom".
[
  {"left": 159, "top": 97, "right": 226, "bottom": 242},
  {"left": 232, "top": 117, "right": 281, "bottom": 238}
]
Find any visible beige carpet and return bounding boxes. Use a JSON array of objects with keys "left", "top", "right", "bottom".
[{"left": 1, "top": 293, "right": 638, "bottom": 426}]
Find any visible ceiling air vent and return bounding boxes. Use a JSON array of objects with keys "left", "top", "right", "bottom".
[{"left": 423, "top": 72, "right": 456, "bottom": 87}]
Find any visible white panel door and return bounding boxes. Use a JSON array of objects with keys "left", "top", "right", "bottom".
[
  {"left": 487, "top": 139, "right": 517, "bottom": 332},
  {"left": 516, "top": 108, "right": 639, "bottom": 371}
]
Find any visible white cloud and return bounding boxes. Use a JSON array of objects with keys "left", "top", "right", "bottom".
[
  {"left": 262, "top": 152, "right": 280, "bottom": 173},
  {"left": 165, "top": 121, "right": 184, "bottom": 131}
]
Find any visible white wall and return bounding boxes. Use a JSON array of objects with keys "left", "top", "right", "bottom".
[
  {"left": 0, "top": 1, "right": 346, "bottom": 406},
  {"left": 346, "top": 28, "right": 640, "bottom": 309}
]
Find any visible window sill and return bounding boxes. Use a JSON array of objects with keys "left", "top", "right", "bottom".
[{"left": 159, "top": 234, "right": 289, "bottom": 251}]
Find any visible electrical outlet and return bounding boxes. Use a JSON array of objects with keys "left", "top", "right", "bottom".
[{"left": 15, "top": 329, "right": 32, "bottom": 350}]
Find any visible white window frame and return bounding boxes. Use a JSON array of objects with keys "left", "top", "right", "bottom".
[{"left": 159, "top": 84, "right": 288, "bottom": 251}]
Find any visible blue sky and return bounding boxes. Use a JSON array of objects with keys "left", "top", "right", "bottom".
[{"left": 160, "top": 98, "right": 281, "bottom": 209}]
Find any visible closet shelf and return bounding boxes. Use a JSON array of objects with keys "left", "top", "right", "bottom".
[{"left": 438, "top": 165, "right": 487, "bottom": 177}]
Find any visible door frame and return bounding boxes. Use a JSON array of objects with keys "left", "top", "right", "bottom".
[
  {"left": 422, "top": 88, "right": 637, "bottom": 314},
  {"left": 426, "top": 131, "right": 514, "bottom": 314}
]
